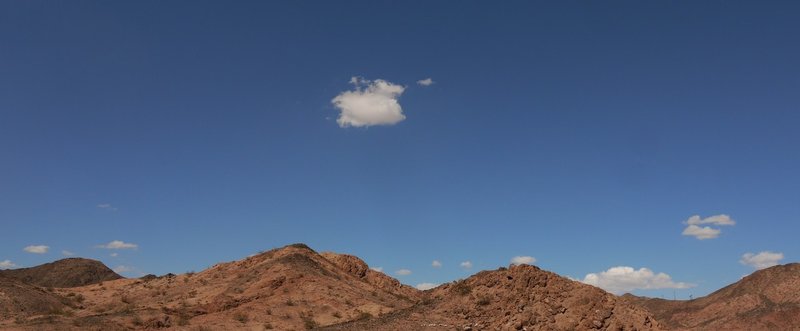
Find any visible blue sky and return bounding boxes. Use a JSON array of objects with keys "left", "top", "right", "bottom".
[{"left": 1, "top": 1, "right": 798, "bottom": 297}]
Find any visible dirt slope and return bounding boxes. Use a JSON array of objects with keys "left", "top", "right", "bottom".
[
  {"left": 323, "top": 264, "right": 662, "bottom": 331},
  {"left": 0, "top": 258, "right": 122, "bottom": 288},
  {"left": 623, "top": 263, "right": 800, "bottom": 330}
]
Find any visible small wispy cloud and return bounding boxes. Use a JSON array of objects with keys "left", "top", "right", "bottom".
[
  {"left": 460, "top": 261, "right": 473, "bottom": 269},
  {"left": 62, "top": 250, "right": 75, "bottom": 256},
  {"left": 0, "top": 260, "right": 17, "bottom": 269},
  {"left": 395, "top": 269, "right": 412, "bottom": 276},
  {"left": 416, "top": 78, "right": 434, "bottom": 86},
  {"left": 370, "top": 266, "right": 383, "bottom": 272},
  {"left": 96, "top": 240, "right": 138, "bottom": 250},
  {"left": 110, "top": 253, "right": 119, "bottom": 257},
  {"left": 23, "top": 245, "right": 49, "bottom": 254},
  {"left": 581, "top": 266, "right": 694, "bottom": 294},
  {"left": 740, "top": 251, "right": 784, "bottom": 270},
  {"left": 332, "top": 77, "right": 407, "bottom": 128},
  {"left": 682, "top": 214, "right": 735, "bottom": 240},
  {"left": 432, "top": 260, "right": 442, "bottom": 268},
  {"left": 97, "top": 203, "right": 118, "bottom": 211},
  {"left": 415, "top": 282, "right": 439, "bottom": 290}
]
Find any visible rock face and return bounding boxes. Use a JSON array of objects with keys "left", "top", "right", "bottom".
[
  {"left": 321, "top": 252, "right": 419, "bottom": 300},
  {"left": 624, "top": 263, "right": 800, "bottom": 330},
  {"left": 0, "top": 258, "right": 122, "bottom": 288},
  {"left": 323, "top": 264, "right": 662, "bottom": 331}
]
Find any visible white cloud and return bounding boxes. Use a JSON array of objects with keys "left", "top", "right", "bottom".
[
  {"left": 416, "top": 282, "right": 439, "bottom": 290},
  {"left": 686, "top": 214, "right": 735, "bottom": 226},
  {"left": 460, "top": 261, "right": 473, "bottom": 269},
  {"left": 0, "top": 260, "right": 17, "bottom": 269},
  {"left": 432, "top": 260, "right": 442, "bottom": 268},
  {"left": 370, "top": 266, "right": 383, "bottom": 272},
  {"left": 332, "top": 77, "right": 406, "bottom": 127},
  {"left": 416, "top": 78, "right": 434, "bottom": 86},
  {"left": 23, "top": 245, "right": 49, "bottom": 254},
  {"left": 113, "top": 265, "right": 134, "bottom": 273},
  {"left": 62, "top": 250, "right": 74, "bottom": 256},
  {"left": 511, "top": 256, "right": 536, "bottom": 265},
  {"left": 110, "top": 253, "right": 119, "bottom": 257},
  {"left": 740, "top": 251, "right": 784, "bottom": 270},
  {"left": 682, "top": 224, "right": 721, "bottom": 240},
  {"left": 97, "top": 203, "right": 118, "bottom": 211},
  {"left": 682, "top": 214, "right": 735, "bottom": 240},
  {"left": 96, "top": 240, "right": 138, "bottom": 250},
  {"left": 395, "top": 269, "right": 412, "bottom": 276},
  {"left": 582, "top": 266, "right": 694, "bottom": 295}
]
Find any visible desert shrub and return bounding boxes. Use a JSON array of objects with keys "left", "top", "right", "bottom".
[
  {"left": 263, "top": 322, "right": 274, "bottom": 330},
  {"left": 476, "top": 295, "right": 491, "bottom": 306},
  {"left": 233, "top": 312, "right": 249, "bottom": 323},
  {"left": 332, "top": 311, "right": 342, "bottom": 318},
  {"left": 132, "top": 315, "right": 144, "bottom": 326},
  {"left": 285, "top": 299, "right": 295, "bottom": 306},
  {"left": 452, "top": 282, "right": 472, "bottom": 296},
  {"left": 356, "top": 311, "right": 373, "bottom": 320},
  {"left": 302, "top": 316, "right": 318, "bottom": 329}
]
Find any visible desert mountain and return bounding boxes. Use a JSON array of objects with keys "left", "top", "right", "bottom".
[
  {"left": 0, "top": 258, "right": 122, "bottom": 288},
  {"left": 623, "top": 263, "right": 800, "bottom": 330},
  {"left": 1, "top": 243, "right": 420, "bottom": 330},
  {"left": 323, "top": 264, "right": 661, "bottom": 331},
  {"left": 2, "top": 244, "right": 798, "bottom": 330}
]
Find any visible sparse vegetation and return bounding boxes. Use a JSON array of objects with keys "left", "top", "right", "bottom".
[
  {"left": 476, "top": 295, "right": 492, "bottom": 306},
  {"left": 452, "top": 282, "right": 472, "bottom": 296},
  {"left": 286, "top": 299, "right": 295, "bottom": 306},
  {"left": 332, "top": 311, "right": 342, "bottom": 318},
  {"left": 263, "top": 322, "right": 274, "bottom": 330},
  {"left": 233, "top": 311, "right": 249, "bottom": 323}
]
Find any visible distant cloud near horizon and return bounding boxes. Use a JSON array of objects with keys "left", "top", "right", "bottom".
[
  {"left": 332, "top": 77, "right": 406, "bottom": 127},
  {"left": 511, "top": 256, "right": 536, "bottom": 265},
  {"left": 740, "top": 251, "right": 784, "bottom": 270},
  {"left": 460, "top": 261, "right": 473, "bottom": 269},
  {"left": 0, "top": 260, "right": 16, "bottom": 269},
  {"left": 370, "top": 266, "right": 383, "bottom": 272},
  {"left": 682, "top": 214, "right": 735, "bottom": 240},
  {"left": 62, "top": 250, "right": 75, "bottom": 256},
  {"left": 432, "top": 260, "right": 442, "bottom": 268},
  {"left": 97, "top": 203, "right": 118, "bottom": 211},
  {"left": 395, "top": 269, "right": 412, "bottom": 276},
  {"left": 23, "top": 245, "right": 49, "bottom": 254},
  {"left": 416, "top": 78, "right": 434, "bottom": 86},
  {"left": 96, "top": 240, "right": 138, "bottom": 250},
  {"left": 582, "top": 266, "right": 694, "bottom": 294},
  {"left": 416, "top": 282, "right": 438, "bottom": 290}
]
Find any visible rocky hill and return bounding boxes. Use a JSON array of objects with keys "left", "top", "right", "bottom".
[
  {"left": 323, "top": 264, "right": 661, "bottom": 330},
  {"left": 623, "top": 263, "right": 800, "bottom": 330},
  {"left": 2, "top": 244, "right": 799, "bottom": 330},
  {"left": 0, "top": 258, "right": 122, "bottom": 288}
]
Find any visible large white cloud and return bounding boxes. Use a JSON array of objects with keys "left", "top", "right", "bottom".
[
  {"left": 682, "top": 214, "right": 735, "bottom": 240},
  {"left": 416, "top": 282, "right": 439, "bottom": 290},
  {"left": 395, "top": 269, "right": 412, "bottom": 276},
  {"left": 0, "top": 260, "right": 17, "bottom": 269},
  {"left": 332, "top": 77, "right": 406, "bottom": 127},
  {"left": 96, "top": 240, "right": 138, "bottom": 250},
  {"left": 740, "top": 251, "right": 784, "bottom": 270},
  {"left": 23, "top": 245, "right": 49, "bottom": 254},
  {"left": 582, "top": 266, "right": 694, "bottom": 294},
  {"left": 511, "top": 256, "right": 536, "bottom": 265},
  {"left": 460, "top": 261, "right": 473, "bottom": 269}
]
